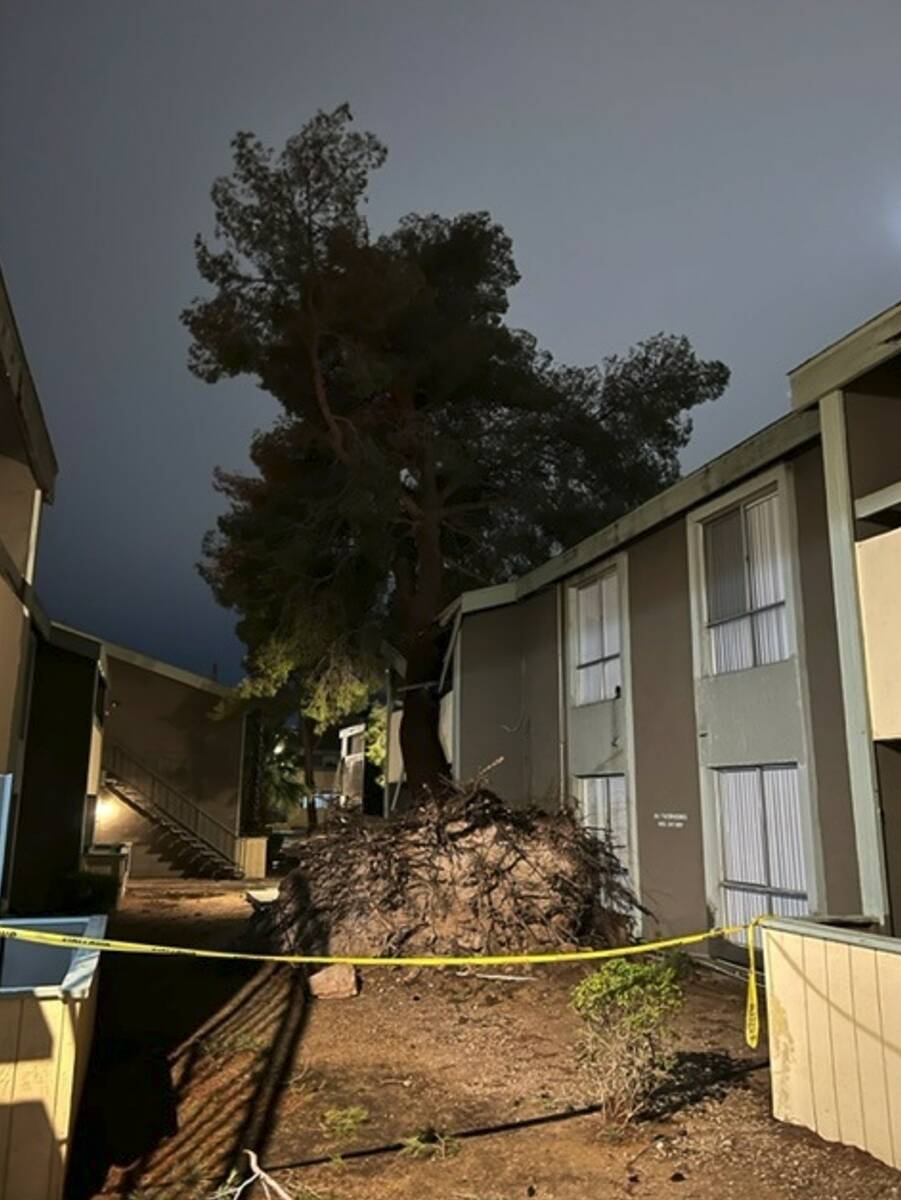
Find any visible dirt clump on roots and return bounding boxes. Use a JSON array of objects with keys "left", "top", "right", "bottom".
[{"left": 249, "top": 783, "right": 638, "bottom": 960}]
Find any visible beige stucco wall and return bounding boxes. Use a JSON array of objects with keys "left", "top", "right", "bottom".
[
  {"left": 875, "top": 743, "right": 901, "bottom": 935},
  {"left": 0, "top": 452, "right": 39, "bottom": 580},
  {"left": 0, "top": 579, "right": 29, "bottom": 775},
  {"left": 857, "top": 526, "right": 901, "bottom": 742},
  {"left": 104, "top": 654, "right": 244, "bottom": 831},
  {"left": 456, "top": 589, "right": 561, "bottom": 806},
  {"left": 629, "top": 518, "right": 708, "bottom": 937}
]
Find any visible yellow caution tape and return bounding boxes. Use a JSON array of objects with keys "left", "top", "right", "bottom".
[
  {"left": 745, "top": 916, "right": 763, "bottom": 1049},
  {"left": 0, "top": 919, "right": 767, "bottom": 1047}
]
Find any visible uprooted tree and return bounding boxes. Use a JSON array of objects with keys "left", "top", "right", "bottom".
[{"left": 185, "top": 104, "right": 729, "bottom": 798}]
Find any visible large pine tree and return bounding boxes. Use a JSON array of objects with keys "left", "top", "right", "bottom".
[{"left": 185, "top": 105, "right": 729, "bottom": 797}]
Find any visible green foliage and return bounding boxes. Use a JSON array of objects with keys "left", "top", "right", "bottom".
[
  {"left": 572, "top": 956, "right": 684, "bottom": 1126},
  {"left": 302, "top": 655, "right": 373, "bottom": 735},
  {"left": 320, "top": 1105, "right": 369, "bottom": 1140},
  {"left": 365, "top": 703, "right": 388, "bottom": 786},
  {"left": 186, "top": 104, "right": 729, "bottom": 790},
  {"left": 571, "top": 956, "right": 683, "bottom": 1037},
  {"left": 399, "top": 1128, "right": 459, "bottom": 1160}
]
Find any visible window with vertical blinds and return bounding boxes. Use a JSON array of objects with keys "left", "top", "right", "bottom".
[
  {"left": 702, "top": 490, "right": 789, "bottom": 675},
  {"left": 573, "top": 569, "right": 621, "bottom": 704},
  {"left": 716, "top": 765, "right": 808, "bottom": 941},
  {"left": 577, "top": 774, "right": 631, "bottom": 880}
]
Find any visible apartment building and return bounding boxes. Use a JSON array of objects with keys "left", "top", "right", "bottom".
[
  {"left": 442, "top": 302, "right": 901, "bottom": 942},
  {"left": 0, "top": 268, "right": 260, "bottom": 912},
  {"left": 0, "top": 266, "right": 59, "bottom": 908}
]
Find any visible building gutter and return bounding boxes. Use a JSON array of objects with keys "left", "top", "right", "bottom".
[{"left": 789, "top": 300, "right": 901, "bottom": 411}]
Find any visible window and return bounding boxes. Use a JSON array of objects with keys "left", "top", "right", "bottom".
[
  {"left": 573, "top": 569, "right": 621, "bottom": 704},
  {"left": 716, "top": 765, "right": 808, "bottom": 937},
  {"left": 577, "top": 774, "right": 631, "bottom": 878},
  {"left": 702, "top": 490, "right": 789, "bottom": 675}
]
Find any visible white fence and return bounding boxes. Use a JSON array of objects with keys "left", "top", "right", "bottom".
[{"left": 762, "top": 916, "right": 901, "bottom": 1170}]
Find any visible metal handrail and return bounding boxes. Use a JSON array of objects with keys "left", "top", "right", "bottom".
[{"left": 103, "top": 741, "right": 237, "bottom": 863}]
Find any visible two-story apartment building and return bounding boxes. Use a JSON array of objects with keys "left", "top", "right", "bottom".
[
  {"left": 441, "top": 302, "right": 901, "bottom": 943},
  {"left": 0, "top": 267, "right": 262, "bottom": 913},
  {"left": 0, "top": 265, "right": 59, "bottom": 907}
]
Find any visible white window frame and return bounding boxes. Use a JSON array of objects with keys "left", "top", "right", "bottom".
[
  {"left": 567, "top": 564, "right": 622, "bottom": 706},
  {"left": 714, "top": 762, "right": 809, "bottom": 939},
  {"left": 564, "top": 553, "right": 640, "bottom": 904},
  {"left": 575, "top": 772, "right": 634, "bottom": 884},
  {"left": 692, "top": 476, "right": 794, "bottom": 678},
  {"left": 687, "top": 463, "right": 826, "bottom": 922}
]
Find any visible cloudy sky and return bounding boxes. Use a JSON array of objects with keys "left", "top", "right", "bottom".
[{"left": 2, "top": 1, "right": 900, "bottom": 680}]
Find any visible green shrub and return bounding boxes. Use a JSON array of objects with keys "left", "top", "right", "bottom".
[
  {"left": 572, "top": 956, "right": 683, "bottom": 1033},
  {"left": 571, "top": 955, "right": 684, "bottom": 1126}
]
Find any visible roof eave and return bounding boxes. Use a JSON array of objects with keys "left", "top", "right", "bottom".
[
  {"left": 50, "top": 621, "right": 235, "bottom": 697},
  {"left": 0, "top": 266, "right": 59, "bottom": 499},
  {"left": 789, "top": 301, "right": 901, "bottom": 411},
  {"left": 455, "top": 406, "right": 820, "bottom": 620}
]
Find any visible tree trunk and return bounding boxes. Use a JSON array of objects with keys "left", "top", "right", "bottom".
[
  {"left": 397, "top": 421, "right": 450, "bottom": 800},
  {"left": 245, "top": 711, "right": 267, "bottom": 833},
  {"left": 301, "top": 715, "right": 318, "bottom": 830},
  {"left": 400, "top": 624, "right": 450, "bottom": 800}
]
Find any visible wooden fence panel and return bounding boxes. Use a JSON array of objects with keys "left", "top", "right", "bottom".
[{"left": 763, "top": 918, "right": 901, "bottom": 1170}]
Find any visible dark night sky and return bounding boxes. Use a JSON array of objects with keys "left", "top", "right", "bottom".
[{"left": 2, "top": 1, "right": 900, "bottom": 682}]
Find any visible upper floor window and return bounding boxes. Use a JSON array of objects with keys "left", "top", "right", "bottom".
[
  {"left": 573, "top": 568, "right": 621, "bottom": 704},
  {"left": 703, "top": 489, "right": 789, "bottom": 675}
]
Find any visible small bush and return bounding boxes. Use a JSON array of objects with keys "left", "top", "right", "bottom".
[{"left": 572, "top": 956, "right": 684, "bottom": 1127}]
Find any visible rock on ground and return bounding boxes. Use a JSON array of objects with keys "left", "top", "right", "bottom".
[{"left": 309, "top": 963, "right": 360, "bottom": 998}]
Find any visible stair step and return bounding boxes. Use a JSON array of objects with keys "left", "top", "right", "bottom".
[{"left": 105, "top": 777, "right": 243, "bottom": 880}]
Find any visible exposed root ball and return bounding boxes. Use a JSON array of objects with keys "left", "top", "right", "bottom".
[{"left": 251, "top": 784, "right": 638, "bottom": 959}]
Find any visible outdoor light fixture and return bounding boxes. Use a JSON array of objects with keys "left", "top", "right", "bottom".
[{"left": 94, "top": 795, "right": 118, "bottom": 821}]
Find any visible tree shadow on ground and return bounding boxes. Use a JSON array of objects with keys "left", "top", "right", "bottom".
[
  {"left": 640, "top": 1050, "right": 767, "bottom": 1122},
  {"left": 67, "top": 879, "right": 318, "bottom": 1199}
]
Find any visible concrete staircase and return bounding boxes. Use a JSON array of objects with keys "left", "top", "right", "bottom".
[{"left": 104, "top": 743, "right": 244, "bottom": 880}]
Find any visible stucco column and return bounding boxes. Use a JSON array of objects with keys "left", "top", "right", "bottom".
[{"left": 819, "top": 389, "right": 888, "bottom": 923}]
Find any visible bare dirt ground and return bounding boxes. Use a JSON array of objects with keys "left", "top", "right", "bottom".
[{"left": 72, "top": 880, "right": 901, "bottom": 1200}]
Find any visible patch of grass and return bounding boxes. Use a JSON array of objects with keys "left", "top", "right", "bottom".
[
  {"left": 205, "top": 1182, "right": 335, "bottom": 1200},
  {"left": 453, "top": 1194, "right": 506, "bottom": 1200},
  {"left": 453, "top": 1195, "right": 506, "bottom": 1200},
  {"left": 130, "top": 1182, "right": 213, "bottom": 1200},
  {"left": 284, "top": 1064, "right": 324, "bottom": 1095},
  {"left": 399, "top": 1127, "right": 460, "bottom": 1160},
  {"left": 320, "top": 1104, "right": 369, "bottom": 1140}
]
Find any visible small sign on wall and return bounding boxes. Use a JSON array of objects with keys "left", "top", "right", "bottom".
[{"left": 654, "top": 811, "right": 688, "bottom": 829}]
